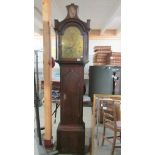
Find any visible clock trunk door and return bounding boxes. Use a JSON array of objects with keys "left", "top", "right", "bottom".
[{"left": 60, "top": 65, "right": 84, "bottom": 125}]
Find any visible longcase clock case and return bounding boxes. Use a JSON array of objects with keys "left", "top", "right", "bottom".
[{"left": 54, "top": 3, "right": 90, "bottom": 154}]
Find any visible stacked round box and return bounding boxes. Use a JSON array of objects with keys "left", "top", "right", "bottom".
[
  {"left": 110, "top": 52, "right": 121, "bottom": 66},
  {"left": 93, "top": 46, "right": 112, "bottom": 65}
]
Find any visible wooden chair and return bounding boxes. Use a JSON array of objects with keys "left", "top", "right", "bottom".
[{"left": 101, "top": 99, "right": 121, "bottom": 155}]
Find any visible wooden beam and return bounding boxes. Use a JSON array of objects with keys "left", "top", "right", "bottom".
[
  {"left": 42, "top": 0, "right": 53, "bottom": 148},
  {"left": 89, "top": 29, "right": 118, "bottom": 39}
]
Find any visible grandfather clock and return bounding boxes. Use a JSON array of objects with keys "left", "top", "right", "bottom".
[{"left": 54, "top": 3, "right": 90, "bottom": 154}]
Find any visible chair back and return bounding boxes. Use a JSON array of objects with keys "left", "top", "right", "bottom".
[{"left": 102, "top": 99, "right": 117, "bottom": 130}]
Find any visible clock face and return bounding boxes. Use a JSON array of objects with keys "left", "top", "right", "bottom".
[{"left": 61, "top": 26, "right": 83, "bottom": 59}]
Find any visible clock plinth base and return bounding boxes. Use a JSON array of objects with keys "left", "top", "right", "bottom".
[{"left": 57, "top": 123, "right": 85, "bottom": 154}]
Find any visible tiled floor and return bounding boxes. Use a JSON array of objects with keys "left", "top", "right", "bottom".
[{"left": 34, "top": 103, "right": 121, "bottom": 155}]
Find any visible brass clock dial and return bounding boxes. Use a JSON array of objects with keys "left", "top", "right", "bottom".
[{"left": 61, "top": 26, "right": 83, "bottom": 59}]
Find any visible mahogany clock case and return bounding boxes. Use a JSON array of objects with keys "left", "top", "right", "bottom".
[{"left": 54, "top": 4, "right": 90, "bottom": 154}]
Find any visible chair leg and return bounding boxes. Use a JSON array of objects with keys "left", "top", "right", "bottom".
[
  {"left": 102, "top": 126, "right": 106, "bottom": 146},
  {"left": 111, "top": 131, "right": 117, "bottom": 155}
]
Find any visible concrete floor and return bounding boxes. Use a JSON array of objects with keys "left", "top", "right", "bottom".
[{"left": 34, "top": 103, "right": 121, "bottom": 155}]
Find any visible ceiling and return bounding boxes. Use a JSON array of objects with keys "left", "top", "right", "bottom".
[{"left": 34, "top": 0, "right": 121, "bottom": 37}]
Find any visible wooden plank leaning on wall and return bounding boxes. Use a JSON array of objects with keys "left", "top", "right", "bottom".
[{"left": 42, "top": 0, "right": 53, "bottom": 148}]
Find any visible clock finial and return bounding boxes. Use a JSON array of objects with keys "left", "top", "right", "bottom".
[{"left": 66, "top": 3, "right": 79, "bottom": 19}]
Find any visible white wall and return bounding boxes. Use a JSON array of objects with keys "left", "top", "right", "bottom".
[{"left": 89, "top": 39, "right": 121, "bottom": 57}]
